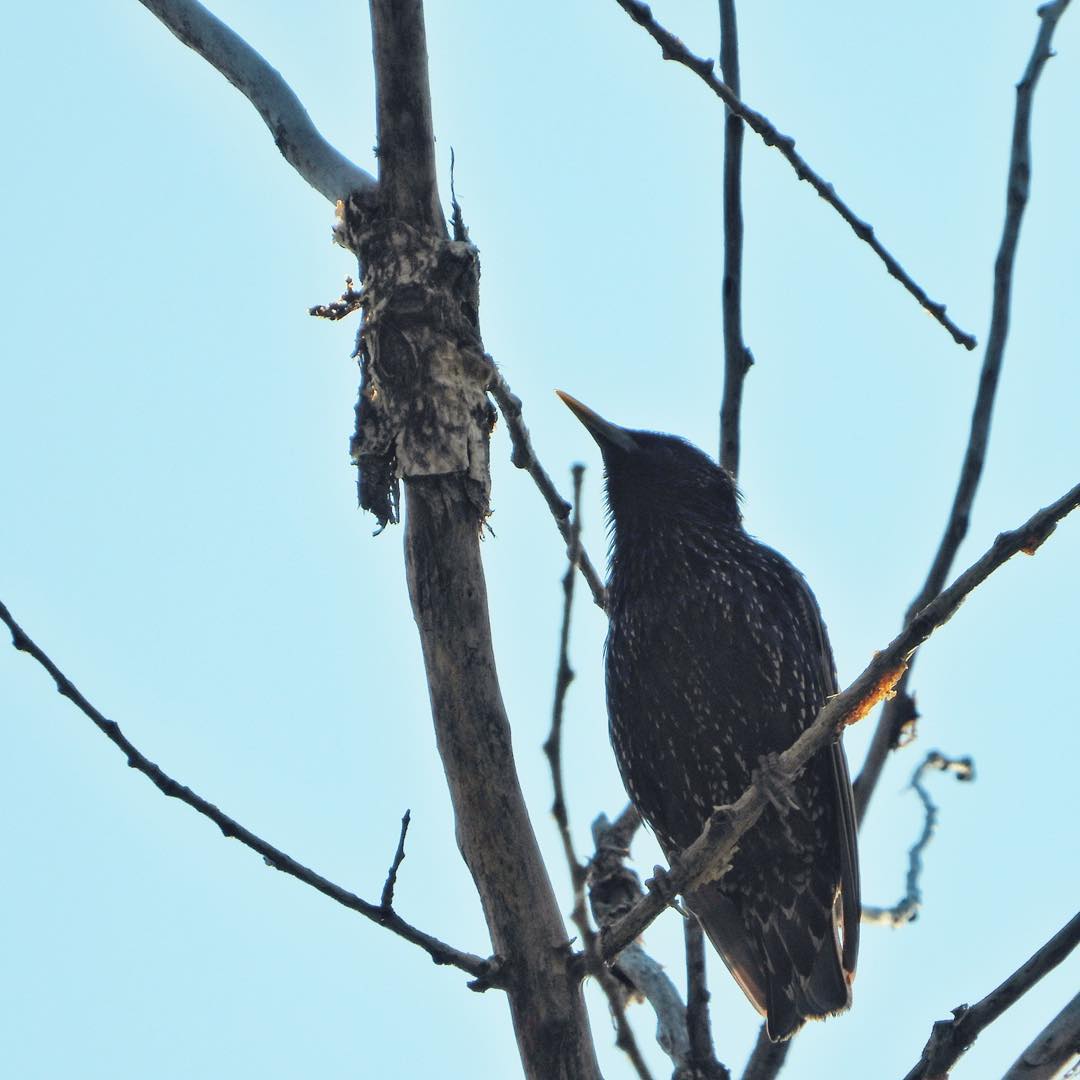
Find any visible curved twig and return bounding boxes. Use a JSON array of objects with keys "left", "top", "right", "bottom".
[
  {"left": 861, "top": 752, "right": 974, "bottom": 927},
  {"left": 0, "top": 600, "right": 493, "bottom": 984},
  {"left": 854, "top": 0, "right": 1073, "bottom": 825},
  {"left": 137, "top": 0, "right": 374, "bottom": 203},
  {"left": 612, "top": 0, "right": 976, "bottom": 350}
]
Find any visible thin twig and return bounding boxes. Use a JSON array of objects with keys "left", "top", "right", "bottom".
[
  {"left": 379, "top": 810, "right": 411, "bottom": 912},
  {"left": 717, "top": 0, "right": 752, "bottom": 478},
  {"left": 902, "top": 911, "right": 1080, "bottom": 1080},
  {"left": 543, "top": 473, "right": 655, "bottom": 1080},
  {"left": 309, "top": 276, "right": 364, "bottom": 321},
  {"left": 600, "top": 481, "right": 1080, "bottom": 961},
  {"left": 739, "top": 1027, "right": 791, "bottom": 1080},
  {"left": 681, "top": 919, "right": 730, "bottom": 1079},
  {"left": 853, "top": 0, "right": 1073, "bottom": 824},
  {"left": 137, "top": 0, "right": 374, "bottom": 203},
  {"left": 612, "top": 0, "right": 976, "bottom": 350},
  {"left": 861, "top": 752, "right": 974, "bottom": 927},
  {"left": 489, "top": 367, "right": 607, "bottom": 609},
  {"left": 590, "top": 810, "right": 693, "bottom": 1073},
  {"left": 1002, "top": 990, "right": 1080, "bottom": 1080},
  {"left": 0, "top": 600, "right": 495, "bottom": 985}
]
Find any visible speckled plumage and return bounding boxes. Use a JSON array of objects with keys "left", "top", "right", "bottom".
[{"left": 559, "top": 393, "right": 860, "bottom": 1042}]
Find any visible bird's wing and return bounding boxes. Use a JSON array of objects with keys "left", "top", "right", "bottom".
[{"left": 789, "top": 567, "right": 861, "bottom": 980}]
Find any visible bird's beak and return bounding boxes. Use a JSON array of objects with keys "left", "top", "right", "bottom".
[{"left": 556, "top": 391, "right": 639, "bottom": 453}]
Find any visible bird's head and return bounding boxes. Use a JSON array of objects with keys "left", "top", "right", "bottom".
[{"left": 556, "top": 391, "right": 741, "bottom": 532}]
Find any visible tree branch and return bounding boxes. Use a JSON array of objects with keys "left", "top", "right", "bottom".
[
  {"left": 488, "top": 368, "right": 607, "bottom": 609},
  {"left": 590, "top": 809, "right": 694, "bottom": 1073},
  {"left": 861, "top": 751, "right": 974, "bottom": 928},
  {"left": 347, "top": 3, "right": 608, "bottom": 1074},
  {"left": 600, "top": 481, "right": 1080, "bottom": 960},
  {"left": 854, "top": 0, "right": 1073, "bottom": 825},
  {"left": 137, "top": 0, "right": 374, "bottom": 203},
  {"left": 681, "top": 919, "right": 730, "bottom": 1079},
  {"left": 739, "top": 1027, "right": 790, "bottom": 1080},
  {"left": 716, "top": 0, "right": 752, "bottom": 478},
  {"left": 0, "top": 600, "right": 493, "bottom": 982},
  {"left": 543, "top": 474, "right": 655, "bottom": 1080},
  {"left": 612, "top": 0, "right": 976, "bottom": 350},
  {"left": 1002, "top": 990, "right": 1080, "bottom": 1080},
  {"left": 902, "top": 911, "right": 1080, "bottom": 1080}
]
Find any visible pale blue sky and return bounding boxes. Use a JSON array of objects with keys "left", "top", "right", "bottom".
[{"left": 1, "top": 3, "right": 1077, "bottom": 1078}]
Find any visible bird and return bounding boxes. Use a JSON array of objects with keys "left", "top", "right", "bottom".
[{"left": 557, "top": 390, "right": 860, "bottom": 1042}]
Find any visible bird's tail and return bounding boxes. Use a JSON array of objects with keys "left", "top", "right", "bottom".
[{"left": 687, "top": 881, "right": 851, "bottom": 1042}]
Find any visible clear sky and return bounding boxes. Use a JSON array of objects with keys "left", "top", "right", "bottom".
[{"left": 1, "top": 3, "right": 1077, "bottom": 1078}]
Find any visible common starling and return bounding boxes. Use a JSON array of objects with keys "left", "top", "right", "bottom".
[{"left": 558, "top": 391, "right": 860, "bottom": 1042}]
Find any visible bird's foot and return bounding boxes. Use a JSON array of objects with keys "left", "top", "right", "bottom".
[
  {"left": 754, "top": 752, "right": 799, "bottom": 815},
  {"left": 645, "top": 860, "right": 683, "bottom": 909}
]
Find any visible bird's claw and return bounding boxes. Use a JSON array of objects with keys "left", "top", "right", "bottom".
[{"left": 754, "top": 752, "right": 799, "bottom": 815}]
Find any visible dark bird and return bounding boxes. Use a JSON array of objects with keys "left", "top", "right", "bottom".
[{"left": 558, "top": 391, "right": 859, "bottom": 1042}]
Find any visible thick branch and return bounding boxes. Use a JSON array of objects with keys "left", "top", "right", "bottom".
[
  {"left": 137, "top": 0, "right": 374, "bottom": 203},
  {"left": 739, "top": 1028, "right": 791, "bottom": 1080},
  {"left": 903, "top": 911, "right": 1080, "bottom": 1080},
  {"left": 370, "top": 0, "right": 443, "bottom": 229},
  {"left": 488, "top": 369, "right": 607, "bottom": 609},
  {"left": 613, "top": 0, "right": 975, "bottom": 350},
  {"left": 0, "top": 600, "right": 491, "bottom": 981},
  {"left": 854, "top": 0, "right": 1072, "bottom": 824},
  {"left": 717, "top": 0, "right": 752, "bottom": 478},
  {"left": 601, "top": 482, "right": 1080, "bottom": 959},
  {"left": 1002, "top": 990, "right": 1080, "bottom": 1080}
]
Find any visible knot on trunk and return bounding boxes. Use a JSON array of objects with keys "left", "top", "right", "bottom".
[{"left": 339, "top": 200, "right": 495, "bottom": 528}]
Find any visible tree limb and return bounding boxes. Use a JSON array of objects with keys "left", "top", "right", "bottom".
[
  {"left": 590, "top": 810, "right": 693, "bottom": 1073},
  {"left": 717, "top": 0, "right": 752, "bottom": 479},
  {"left": 681, "top": 919, "right": 730, "bottom": 1079},
  {"left": 861, "top": 752, "right": 974, "bottom": 928},
  {"left": 1001, "top": 990, "right": 1080, "bottom": 1080},
  {"left": 137, "top": 0, "right": 374, "bottom": 203},
  {"left": 612, "top": 0, "right": 976, "bottom": 350},
  {"left": 544, "top": 473, "right": 655, "bottom": 1080},
  {"left": 853, "top": 0, "right": 1073, "bottom": 823},
  {"left": 902, "top": 911, "right": 1080, "bottom": 1080},
  {"left": 488, "top": 368, "right": 607, "bottom": 609},
  {"left": 739, "top": 1028, "right": 790, "bottom": 1080},
  {"left": 601, "top": 480, "right": 1080, "bottom": 960},
  {"left": 0, "top": 600, "right": 494, "bottom": 982}
]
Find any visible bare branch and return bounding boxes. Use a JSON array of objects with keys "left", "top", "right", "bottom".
[
  {"left": 1002, "top": 990, "right": 1080, "bottom": 1080},
  {"left": 379, "top": 810, "right": 411, "bottom": 912},
  {"left": 739, "top": 1027, "right": 791, "bottom": 1080},
  {"left": 0, "top": 600, "right": 493, "bottom": 982},
  {"left": 717, "top": 0, "right": 752, "bottom": 478},
  {"left": 488, "top": 366, "right": 607, "bottom": 609},
  {"left": 902, "top": 911, "right": 1080, "bottom": 1080},
  {"left": 601, "top": 481, "right": 1080, "bottom": 960},
  {"left": 681, "top": 919, "right": 731, "bottom": 1079},
  {"left": 612, "top": 0, "right": 976, "bottom": 350},
  {"left": 137, "top": 0, "right": 374, "bottom": 203},
  {"left": 543, "top": 474, "right": 655, "bottom": 1080},
  {"left": 862, "top": 751, "right": 974, "bottom": 928},
  {"left": 854, "top": 0, "right": 1073, "bottom": 823},
  {"left": 590, "top": 811, "right": 693, "bottom": 1073}
]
